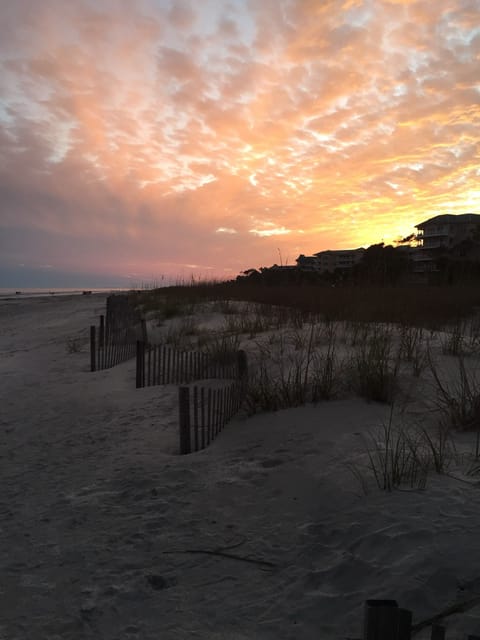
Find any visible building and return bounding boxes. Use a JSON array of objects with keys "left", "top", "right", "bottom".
[
  {"left": 297, "top": 248, "right": 365, "bottom": 273},
  {"left": 413, "top": 213, "right": 480, "bottom": 272}
]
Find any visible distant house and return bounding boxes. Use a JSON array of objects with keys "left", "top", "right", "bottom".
[
  {"left": 297, "top": 248, "right": 365, "bottom": 274},
  {"left": 413, "top": 213, "right": 480, "bottom": 272}
]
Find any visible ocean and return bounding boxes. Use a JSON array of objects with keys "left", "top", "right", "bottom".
[{"left": 0, "top": 287, "right": 131, "bottom": 301}]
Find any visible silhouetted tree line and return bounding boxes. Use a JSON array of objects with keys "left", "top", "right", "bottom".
[{"left": 237, "top": 235, "right": 480, "bottom": 287}]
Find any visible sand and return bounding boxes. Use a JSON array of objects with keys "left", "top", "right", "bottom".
[{"left": 1, "top": 294, "right": 480, "bottom": 639}]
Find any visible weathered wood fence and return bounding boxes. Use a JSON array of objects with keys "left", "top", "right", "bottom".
[
  {"left": 136, "top": 343, "right": 248, "bottom": 454},
  {"left": 178, "top": 378, "right": 247, "bottom": 454},
  {"left": 135, "top": 342, "right": 245, "bottom": 389},
  {"left": 360, "top": 599, "right": 480, "bottom": 640},
  {"left": 90, "top": 294, "right": 146, "bottom": 372}
]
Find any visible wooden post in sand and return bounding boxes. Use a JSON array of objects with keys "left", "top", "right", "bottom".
[
  {"left": 430, "top": 625, "right": 445, "bottom": 640},
  {"left": 99, "top": 315, "right": 105, "bottom": 369},
  {"left": 178, "top": 386, "right": 191, "bottom": 455},
  {"left": 99, "top": 315, "right": 105, "bottom": 347},
  {"left": 140, "top": 318, "right": 147, "bottom": 343},
  {"left": 363, "top": 599, "right": 412, "bottom": 639},
  {"left": 237, "top": 350, "right": 248, "bottom": 393},
  {"left": 397, "top": 608, "right": 412, "bottom": 640},
  {"left": 90, "top": 325, "right": 96, "bottom": 372},
  {"left": 193, "top": 386, "right": 199, "bottom": 452},
  {"left": 136, "top": 341, "right": 144, "bottom": 388}
]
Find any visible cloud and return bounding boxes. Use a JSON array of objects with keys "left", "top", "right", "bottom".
[
  {"left": 216, "top": 227, "right": 238, "bottom": 234},
  {"left": 249, "top": 225, "right": 292, "bottom": 237},
  {"left": 0, "top": 0, "right": 478, "bottom": 284}
]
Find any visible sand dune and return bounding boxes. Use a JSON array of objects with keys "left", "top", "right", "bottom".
[{"left": 1, "top": 294, "right": 480, "bottom": 639}]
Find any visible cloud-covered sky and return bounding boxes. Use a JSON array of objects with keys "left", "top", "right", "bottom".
[{"left": 1, "top": 0, "right": 479, "bottom": 286}]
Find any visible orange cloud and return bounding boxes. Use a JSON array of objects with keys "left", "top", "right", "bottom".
[{"left": 0, "top": 0, "right": 478, "bottom": 283}]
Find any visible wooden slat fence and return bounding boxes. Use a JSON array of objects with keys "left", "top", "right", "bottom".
[
  {"left": 90, "top": 294, "right": 147, "bottom": 372},
  {"left": 105, "top": 293, "right": 144, "bottom": 347},
  {"left": 90, "top": 318, "right": 140, "bottom": 371},
  {"left": 178, "top": 379, "right": 246, "bottom": 454},
  {"left": 136, "top": 342, "right": 245, "bottom": 389}
]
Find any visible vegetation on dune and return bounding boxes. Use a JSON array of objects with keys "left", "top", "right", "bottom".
[
  {"left": 122, "top": 277, "right": 480, "bottom": 491},
  {"left": 130, "top": 279, "right": 480, "bottom": 329}
]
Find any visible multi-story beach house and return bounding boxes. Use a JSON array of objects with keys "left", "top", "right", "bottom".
[
  {"left": 413, "top": 213, "right": 480, "bottom": 272},
  {"left": 296, "top": 248, "right": 365, "bottom": 274}
]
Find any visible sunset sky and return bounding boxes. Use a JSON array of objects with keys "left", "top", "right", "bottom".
[{"left": 1, "top": 0, "right": 479, "bottom": 287}]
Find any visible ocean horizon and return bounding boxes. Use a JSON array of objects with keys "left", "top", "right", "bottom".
[{"left": 0, "top": 287, "right": 132, "bottom": 301}]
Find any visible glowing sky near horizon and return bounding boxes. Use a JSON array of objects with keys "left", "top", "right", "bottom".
[{"left": 0, "top": 0, "right": 479, "bottom": 285}]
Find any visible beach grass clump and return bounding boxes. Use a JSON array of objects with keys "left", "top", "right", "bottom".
[
  {"left": 289, "top": 327, "right": 310, "bottom": 351},
  {"left": 441, "top": 320, "right": 466, "bottom": 356},
  {"left": 346, "top": 321, "right": 372, "bottom": 347},
  {"left": 243, "top": 363, "right": 283, "bottom": 414},
  {"left": 162, "top": 298, "right": 196, "bottom": 319},
  {"left": 244, "top": 360, "right": 310, "bottom": 413},
  {"left": 244, "top": 324, "right": 344, "bottom": 412},
  {"left": 465, "top": 315, "right": 480, "bottom": 354},
  {"left": 221, "top": 305, "right": 272, "bottom": 338},
  {"left": 244, "top": 331, "right": 311, "bottom": 413},
  {"left": 417, "top": 423, "right": 455, "bottom": 474},
  {"left": 209, "top": 299, "right": 239, "bottom": 315},
  {"left": 202, "top": 333, "right": 241, "bottom": 366},
  {"left": 311, "top": 326, "right": 342, "bottom": 401},
  {"left": 397, "top": 324, "right": 429, "bottom": 377},
  {"left": 355, "top": 406, "right": 456, "bottom": 492},
  {"left": 429, "top": 355, "right": 480, "bottom": 432},
  {"left": 311, "top": 349, "right": 340, "bottom": 401},
  {"left": 161, "top": 316, "right": 200, "bottom": 350},
  {"left": 313, "top": 317, "right": 337, "bottom": 347},
  {"left": 399, "top": 324, "right": 424, "bottom": 361},
  {"left": 137, "top": 290, "right": 198, "bottom": 321},
  {"left": 363, "top": 421, "right": 429, "bottom": 492},
  {"left": 349, "top": 325, "right": 399, "bottom": 403},
  {"left": 411, "top": 341, "right": 429, "bottom": 378},
  {"left": 438, "top": 316, "right": 480, "bottom": 357}
]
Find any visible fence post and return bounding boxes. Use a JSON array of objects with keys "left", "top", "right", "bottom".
[
  {"left": 136, "top": 341, "right": 144, "bottom": 388},
  {"left": 99, "top": 315, "right": 105, "bottom": 348},
  {"left": 90, "top": 325, "right": 96, "bottom": 372},
  {"left": 237, "top": 350, "right": 248, "bottom": 380},
  {"left": 430, "top": 625, "right": 445, "bottom": 640},
  {"left": 141, "top": 318, "right": 147, "bottom": 343},
  {"left": 397, "top": 608, "right": 412, "bottom": 640},
  {"left": 364, "top": 600, "right": 400, "bottom": 640},
  {"left": 179, "top": 386, "right": 191, "bottom": 455}
]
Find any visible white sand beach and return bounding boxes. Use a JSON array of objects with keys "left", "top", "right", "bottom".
[{"left": 2, "top": 294, "right": 480, "bottom": 639}]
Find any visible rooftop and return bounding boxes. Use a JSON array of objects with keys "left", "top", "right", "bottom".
[{"left": 416, "top": 213, "right": 480, "bottom": 229}]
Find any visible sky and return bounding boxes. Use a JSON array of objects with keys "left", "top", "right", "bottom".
[{"left": 0, "top": 0, "right": 479, "bottom": 287}]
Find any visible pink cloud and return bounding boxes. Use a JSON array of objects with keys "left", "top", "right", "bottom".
[{"left": 0, "top": 0, "right": 478, "bottom": 283}]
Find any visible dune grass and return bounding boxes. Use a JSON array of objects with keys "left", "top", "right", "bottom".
[{"left": 131, "top": 281, "right": 480, "bottom": 328}]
